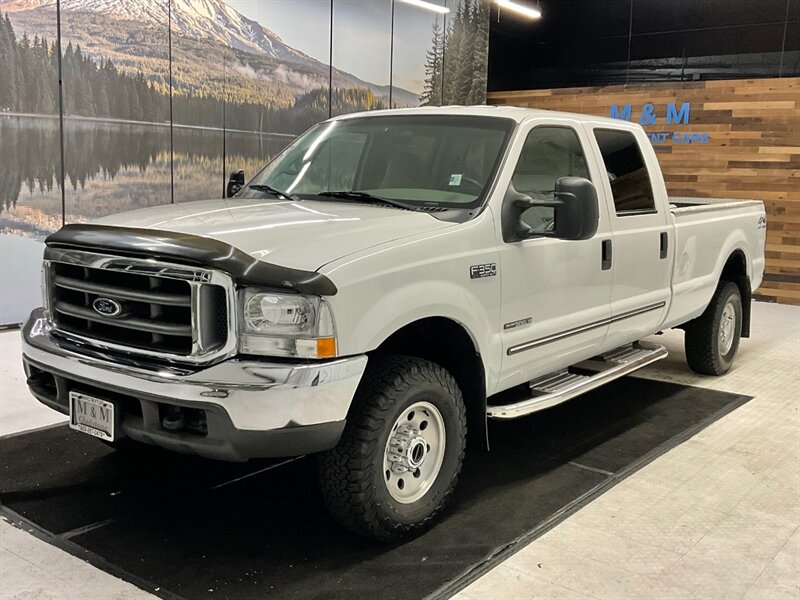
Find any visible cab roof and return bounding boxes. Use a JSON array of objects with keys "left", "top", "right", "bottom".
[{"left": 332, "top": 104, "right": 632, "bottom": 128}]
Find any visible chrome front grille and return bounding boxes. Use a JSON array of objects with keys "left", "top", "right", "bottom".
[
  {"left": 51, "top": 262, "right": 194, "bottom": 353},
  {"left": 44, "top": 248, "right": 236, "bottom": 364}
]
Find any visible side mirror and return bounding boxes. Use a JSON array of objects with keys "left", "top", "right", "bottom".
[
  {"left": 226, "top": 170, "right": 245, "bottom": 198},
  {"left": 502, "top": 177, "right": 599, "bottom": 242}
]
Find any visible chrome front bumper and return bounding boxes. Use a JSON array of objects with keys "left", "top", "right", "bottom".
[{"left": 21, "top": 309, "right": 368, "bottom": 460}]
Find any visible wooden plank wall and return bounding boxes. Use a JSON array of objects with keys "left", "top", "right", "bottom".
[{"left": 488, "top": 78, "right": 800, "bottom": 305}]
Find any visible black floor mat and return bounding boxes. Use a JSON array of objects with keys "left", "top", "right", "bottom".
[{"left": 0, "top": 377, "right": 749, "bottom": 600}]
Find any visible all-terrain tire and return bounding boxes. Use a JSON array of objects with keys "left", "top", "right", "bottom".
[
  {"left": 684, "top": 281, "right": 743, "bottom": 376},
  {"left": 318, "top": 355, "right": 467, "bottom": 542}
]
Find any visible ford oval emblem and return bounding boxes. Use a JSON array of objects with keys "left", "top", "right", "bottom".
[{"left": 92, "top": 297, "right": 122, "bottom": 317}]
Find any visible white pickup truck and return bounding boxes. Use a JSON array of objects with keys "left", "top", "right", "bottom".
[{"left": 22, "top": 107, "right": 766, "bottom": 540}]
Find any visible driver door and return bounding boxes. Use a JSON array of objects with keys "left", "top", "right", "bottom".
[{"left": 496, "top": 121, "right": 613, "bottom": 391}]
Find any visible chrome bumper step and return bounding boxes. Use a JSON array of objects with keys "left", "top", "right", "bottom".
[{"left": 486, "top": 341, "right": 668, "bottom": 420}]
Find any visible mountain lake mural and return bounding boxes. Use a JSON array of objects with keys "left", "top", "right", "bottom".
[{"left": 0, "top": 0, "right": 491, "bottom": 324}]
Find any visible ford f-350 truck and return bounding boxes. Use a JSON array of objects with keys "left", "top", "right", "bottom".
[{"left": 22, "top": 107, "right": 766, "bottom": 541}]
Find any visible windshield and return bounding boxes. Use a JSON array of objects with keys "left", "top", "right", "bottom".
[{"left": 245, "top": 115, "right": 515, "bottom": 209}]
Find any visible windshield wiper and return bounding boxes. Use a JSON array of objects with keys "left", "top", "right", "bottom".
[
  {"left": 314, "top": 191, "right": 420, "bottom": 211},
  {"left": 248, "top": 184, "right": 297, "bottom": 201}
]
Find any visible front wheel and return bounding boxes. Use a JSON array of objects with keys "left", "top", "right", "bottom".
[
  {"left": 684, "top": 281, "right": 743, "bottom": 375},
  {"left": 318, "top": 356, "right": 467, "bottom": 541}
]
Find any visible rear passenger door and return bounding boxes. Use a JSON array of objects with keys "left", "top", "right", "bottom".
[{"left": 587, "top": 127, "right": 672, "bottom": 347}]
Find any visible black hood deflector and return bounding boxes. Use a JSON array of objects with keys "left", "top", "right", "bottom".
[{"left": 45, "top": 224, "right": 338, "bottom": 296}]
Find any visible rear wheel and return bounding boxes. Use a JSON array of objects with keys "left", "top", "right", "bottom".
[
  {"left": 318, "top": 356, "right": 466, "bottom": 541},
  {"left": 685, "top": 281, "right": 742, "bottom": 375}
]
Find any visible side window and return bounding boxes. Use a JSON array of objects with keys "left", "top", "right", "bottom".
[
  {"left": 511, "top": 126, "right": 590, "bottom": 232},
  {"left": 593, "top": 129, "right": 656, "bottom": 214}
]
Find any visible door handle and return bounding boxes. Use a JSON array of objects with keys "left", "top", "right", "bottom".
[
  {"left": 660, "top": 232, "right": 668, "bottom": 259},
  {"left": 601, "top": 239, "right": 612, "bottom": 270}
]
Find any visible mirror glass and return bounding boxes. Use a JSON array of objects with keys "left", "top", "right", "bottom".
[{"left": 520, "top": 205, "right": 555, "bottom": 234}]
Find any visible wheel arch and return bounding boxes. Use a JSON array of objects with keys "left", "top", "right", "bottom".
[
  {"left": 367, "top": 316, "right": 488, "bottom": 451},
  {"left": 719, "top": 249, "right": 752, "bottom": 338}
]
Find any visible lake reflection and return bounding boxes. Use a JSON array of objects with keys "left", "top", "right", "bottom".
[{"left": 0, "top": 115, "right": 292, "bottom": 240}]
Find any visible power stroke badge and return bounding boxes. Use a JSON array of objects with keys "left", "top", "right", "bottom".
[
  {"left": 470, "top": 263, "right": 497, "bottom": 279},
  {"left": 504, "top": 317, "right": 532, "bottom": 330}
]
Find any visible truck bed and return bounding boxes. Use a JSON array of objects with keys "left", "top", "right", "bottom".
[{"left": 662, "top": 196, "right": 766, "bottom": 330}]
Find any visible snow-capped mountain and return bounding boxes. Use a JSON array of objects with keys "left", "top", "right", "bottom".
[
  {"left": 6, "top": 0, "right": 319, "bottom": 67},
  {"left": 2, "top": 0, "right": 420, "bottom": 106}
]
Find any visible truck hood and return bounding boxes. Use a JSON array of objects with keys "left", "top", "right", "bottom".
[{"left": 93, "top": 198, "right": 453, "bottom": 272}]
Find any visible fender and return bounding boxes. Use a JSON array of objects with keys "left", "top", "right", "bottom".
[
  {"left": 360, "top": 280, "right": 500, "bottom": 392},
  {"left": 700, "top": 237, "right": 751, "bottom": 312},
  {"left": 672, "top": 240, "right": 752, "bottom": 334},
  {"left": 364, "top": 311, "right": 492, "bottom": 451},
  {"left": 321, "top": 211, "right": 503, "bottom": 390},
  {"left": 667, "top": 221, "right": 753, "bottom": 331},
  {"left": 713, "top": 244, "right": 752, "bottom": 337}
]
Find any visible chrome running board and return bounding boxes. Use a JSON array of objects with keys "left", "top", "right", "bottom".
[{"left": 486, "top": 341, "right": 668, "bottom": 420}]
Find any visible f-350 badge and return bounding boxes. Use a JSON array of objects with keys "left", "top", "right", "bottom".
[{"left": 470, "top": 263, "right": 497, "bottom": 279}]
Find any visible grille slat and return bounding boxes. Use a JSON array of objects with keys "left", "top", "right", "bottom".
[
  {"left": 53, "top": 301, "right": 192, "bottom": 337},
  {"left": 53, "top": 275, "right": 192, "bottom": 307}
]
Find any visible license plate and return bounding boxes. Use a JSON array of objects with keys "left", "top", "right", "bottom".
[{"left": 69, "top": 391, "right": 115, "bottom": 441}]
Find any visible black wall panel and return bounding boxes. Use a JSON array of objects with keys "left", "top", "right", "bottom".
[{"left": 489, "top": 0, "right": 799, "bottom": 90}]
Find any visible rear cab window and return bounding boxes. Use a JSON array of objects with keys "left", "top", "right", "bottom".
[{"left": 593, "top": 129, "right": 656, "bottom": 215}]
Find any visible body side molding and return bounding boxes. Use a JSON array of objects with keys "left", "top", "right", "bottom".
[{"left": 507, "top": 301, "right": 666, "bottom": 356}]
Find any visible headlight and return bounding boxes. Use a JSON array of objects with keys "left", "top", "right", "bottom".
[
  {"left": 243, "top": 293, "right": 315, "bottom": 335},
  {"left": 238, "top": 290, "right": 336, "bottom": 359}
]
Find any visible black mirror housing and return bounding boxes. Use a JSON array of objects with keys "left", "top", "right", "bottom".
[
  {"left": 550, "top": 177, "right": 599, "bottom": 240},
  {"left": 226, "top": 170, "right": 245, "bottom": 198},
  {"left": 502, "top": 177, "right": 599, "bottom": 242}
]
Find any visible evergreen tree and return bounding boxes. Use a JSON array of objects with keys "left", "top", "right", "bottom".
[
  {"left": 19, "top": 32, "right": 34, "bottom": 109},
  {"left": 441, "top": 2, "right": 464, "bottom": 104},
  {"left": 0, "top": 13, "right": 18, "bottom": 109},
  {"left": 420, "top": 20, "right": 444, "bottom": 106},
  {"left": 423, "top": 1, "right": 490, "bottom": 106},
  {"left": 98, "top": 83, "right": 110, "bottom": 117},
  {"left": 451, "top": 0, "right": 476, "bottom": 103},
  {"left": 32, "top": 35, "right": 56, "bottom": 113},
  {"left": 467, "top": 0, "right": 489, "bottom": 104},
  {"left": 62, "top": 42, "right": 75, "bottom": 114}
]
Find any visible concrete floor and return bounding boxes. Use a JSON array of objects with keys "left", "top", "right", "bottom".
[{"left": 1, "top": 301, "right": 798, "bottom": 599}]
